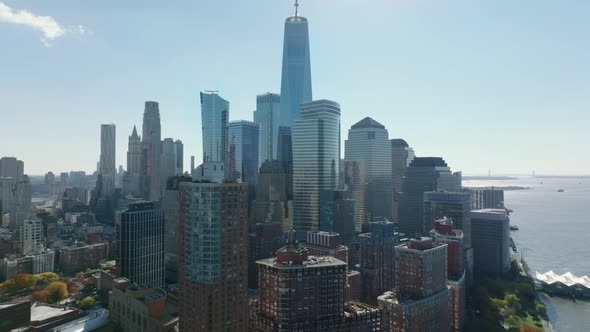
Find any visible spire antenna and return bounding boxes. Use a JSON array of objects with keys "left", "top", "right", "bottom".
[{"left": 294, "top": 0, "right": 299, "bottom": 18}]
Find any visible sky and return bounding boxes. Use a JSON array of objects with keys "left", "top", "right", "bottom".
[{"left": 0, "top": 0, "right": 588, "bottom": 176}]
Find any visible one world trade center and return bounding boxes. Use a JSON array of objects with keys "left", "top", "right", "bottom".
[{"left": 279, "top": 0, "right": 313, "bottom": 131}]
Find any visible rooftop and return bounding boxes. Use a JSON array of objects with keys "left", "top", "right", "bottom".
[
  {"left": 257, "top": 255, "right": 346, "bottom": 269},
  {"left": 410, "top": 157, "right": 448, "bottom": 168},
  {"left": 536, "top": 271, "right": 590, "bottom": 288},
  {"left": 351, "top": 117, "right": 385, "bottom": 130},
  {"left": 391, "top": 138, "right": 409, "bottom": 147},
  {"left": 31, "top": 302, "right": 78, "bottom": 322}
]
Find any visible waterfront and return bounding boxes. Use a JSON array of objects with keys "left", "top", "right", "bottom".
[{"left": 465, "top": 176, "right": 590, "bottom": 332}]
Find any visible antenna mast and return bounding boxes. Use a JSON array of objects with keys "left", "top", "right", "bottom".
[{"left": 295, "top": 0, "right": 299, "bottom": 18}]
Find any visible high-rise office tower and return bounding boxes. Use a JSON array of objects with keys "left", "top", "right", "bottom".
[
  {"left": 247, "top": 221, "right": 285, "bottom": 289},
  {"left": 277, "top": 126, "right": 293, "bottom": 164},
  {"left": 256, "top": 238, "right": 381, "bottom": 331},
  {"left": 432, "top": 219, "right": 466, "bottom": 332},
  {"left": 391, "top": 139, "right": 415, "bottom": 223},
  {"left": 279, "top": 1, "right": 313, "bottom": 130},
  {"left": 0, "top": 157, "right": 24, "bottom": 180},
  {"left": 423, "top": 191, "right": 472, "bottom": 248},
  {"left": 124, "top": 125, "right": 143, "bottom": 196},
  {"left": 162, "top": 175, "right": 192, "bottom": 283},
  {"left": 468, "top": 188, "right": 505, "bottom": 210},
  {"left": 178, "top": 182, "right": 248, "bottom": 332},
  {"left": 254, "top": 93, "right": 281, "bottom": 165},
  {"left": 359, "top": 221, "right": 398, "bottom": 305},
  {"left": 175, "top": 140, "right": 183, "bottom": 174},
  {"left": 161, "top": 138, "right": 184, "bottom": 193},
  {"left": 398, "top": 157, "right": 461, "bottom": 238},
  {"left": 345, "top": 117, "right": 392, "bottom": 229},
  {"left": 44, "top": 172, "right": 55, "bottom": 185},
  {"left": 227, "top": 121, "right": 260, "bottom": 183},
  {"left": 142, "top": 101, "right": 162, "bottom": 201},
  {"left": 251, "top": 160, "right": 292, "bottom": 231},
  {"left": 117, "top": 202, "right": 165, "bottom": 288},
  {"left": 200, "top": 92, "right": 229, "bottom": 164},
  {"left": 379, "top": 238, "right": 450, "bottom": 332},
  {"left": 99, "top": 124, "right": 116, "bottom": 196},
  {"left": 293, "top": 100, "right": 340, "bottom": 239},
  {"left": 471, "top": 209, "right": 511, "bottom": 277},
  {"left": 319, "top": 189, "right": 355, "bottom": 243}
]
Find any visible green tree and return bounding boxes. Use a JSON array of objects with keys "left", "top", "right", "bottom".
[
  {"left": 504, "top": 293, "right": 520, "bottom": 306},
  {"left": 79, "top": 297, "right": 96, "bottom": 310},
  {"left": 46, "top": 281, "right": 69, "bottom": 303},
  {"left": 491, "top": 298, "right": 508, "bottom": 310}
]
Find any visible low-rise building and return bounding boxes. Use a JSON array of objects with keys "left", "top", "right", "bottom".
[{"left": 109, "top": 278, "right": 179, "bottom": 332}]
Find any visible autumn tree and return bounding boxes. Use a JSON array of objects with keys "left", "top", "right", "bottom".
[{"left": 46, "top": 281, "right": 69, "bottom": 303}]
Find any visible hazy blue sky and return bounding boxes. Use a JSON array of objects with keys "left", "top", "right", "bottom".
[{"left": 1, "top": 0, "right": 588, "bottom": 175}]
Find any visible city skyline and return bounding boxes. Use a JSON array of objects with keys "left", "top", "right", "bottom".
[{"left": 1, "top": 0, "right": 589, "bottom": 175}]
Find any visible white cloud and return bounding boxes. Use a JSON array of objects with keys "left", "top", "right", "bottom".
[{"left": 0, "top": 1, "right": 85, "bottom": 46}]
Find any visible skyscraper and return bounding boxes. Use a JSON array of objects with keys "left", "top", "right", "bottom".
[
  {"left": 279, "top": 1, "right": 313, "bottom": 130},
  {"left": 162, "top": 175, "right": 192, "bottom": 283},
  {"left": 99, "top": 124, "right": 116, "bottom": 196},
  {"left": 178, "top": 181, "right": 248, "bottom": 331},
  {"left": 379, "top": 238, "right": 450, "bottom": 332},
  {"left": 256, "top": 238, "right": 381, "bottom": 331},
  {"left": 254, "top": 93, "right": 281, "bottom": 165},
  {"left": 0, "top": 157, "right": 23, "bottom": 180},
  {"left": 423, "top": 191, "right": 472, "bottom": 248},
  {"left": 431, "top": 219, "right": 466, "bottom": 332},
  {"left": 471, "top": 209, "right": 511, "bottom": 277},
  {"left": 251, "top": 160, "right": 292, "bottom": 231},
  {"left": 344, "top": 117, "right": 392, "bottom": 228},
  {"left": 247, "top": 221, "right": 285, "bottom": 289},
  {"left": 142, "top": 101, "right": 162, "bottom": 201},
  {"left": 227, "top": 121, "right": 260, "bottom": 183},
  {"left": 124, "top": 125, "right": 143, "bottom": 197},
  {"left": 117, "top": 202, "right": 165, "bottom": 288},
  {"left": 292, "top": 100, "right": 340, "bottom": 238},
  {"left": 398, "top": 157, "right": 461, "bottom": 238},
  {"left": 161, "top": 138, "right": 184, "bottom": 193},
  {"left": 391, "top": 139, "right": 415, "bottom": 223},
  {"left": 319, "top": 189, "right": 355, "bottom": 243},
  {"left": 359, "top": 221, "right": 398, "bottom": 305},
  {"left": 200, "top": 92, "right": 229, "bottom": 163}
]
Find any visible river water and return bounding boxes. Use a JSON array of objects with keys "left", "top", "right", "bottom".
[{"left": 464, "top": 176, "right": 590, "bottom": 332}]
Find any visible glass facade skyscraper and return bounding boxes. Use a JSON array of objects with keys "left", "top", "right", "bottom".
[
  {"left": 99, "top": 123, "right": 116, "bottom": 196},
  {"left": 254, "top": 93, "right": 280, "bottom": 166},
  {"left": 228, "top": 120, "right": 260, "bottom": 183},
  {"left": 398, "top": 157, "right": 461, "bottom": 238},
  {"left": 391, "top": 138, "right": 415, "bottom": 223},
  {"left": 200, "top": 92, "right": 229, "bottom": 163},
  {"left": 293, "top": 100, "right": 340, "bottom": 238},
  {"left": 344, "top": 117, "right": 392, "bottom": 229},
  {"left": 117, "top": 202, "right": 165, "bottom": 289},
  {"left": 178, "top": 182, "right": 249, "bottom": 331},
  {"left": 279, "top": 6, "right": 313, "bottom": 129}
]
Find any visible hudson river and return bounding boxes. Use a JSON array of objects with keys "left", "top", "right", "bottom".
[{"left": 465, "top": 176, "right": 590, "bottom": 332}]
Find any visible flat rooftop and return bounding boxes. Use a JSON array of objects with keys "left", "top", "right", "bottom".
[
  {"left": 257, "top": 255, "right": 346, "bottom": 269},
  {"left": 31, "top": 302, "right": 77, "bottom": 322}
]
